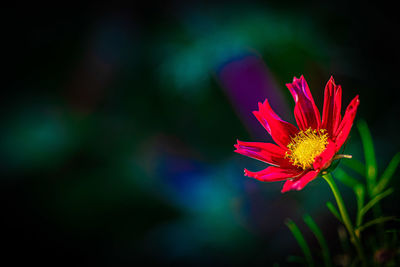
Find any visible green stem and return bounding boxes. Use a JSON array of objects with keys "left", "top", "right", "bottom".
[{"left": 322, "top": 174, "right": 367, "bottom": 266}]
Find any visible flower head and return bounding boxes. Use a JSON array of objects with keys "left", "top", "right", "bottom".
[{"left": 234, "top": 76, "right": 359, "bottom": 192}]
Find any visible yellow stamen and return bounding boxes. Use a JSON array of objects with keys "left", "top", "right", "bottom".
[{"left": 285, "top": 128, "right": 328, "bottom": 170}]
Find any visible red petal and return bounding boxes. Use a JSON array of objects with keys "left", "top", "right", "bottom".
[
  {"left": 334, "top": 95, "right": 360, "bottom": 150},
  {"left": 244, "top": 166, "right": 303, "bottom": 182},
  {"left": 313, "top": 139, "right": 336, "bottom": 171},
  {"left": 321, "top": 76, "right": 342, "bottom": 137},
  {"left": 281, "top": 170, "right": 319, "bottom": 193},
  {"left": 286, "top": 76, "right": 321, "bottom": 130},
  {"left": 333, "top": 86, "right": 342, "bottom": 135},
  {"left": 253, "top": 99, "right": 299, "bottom": 148},
  {"left": 234, "top": 140, "right": 293, "bottom": 168}
]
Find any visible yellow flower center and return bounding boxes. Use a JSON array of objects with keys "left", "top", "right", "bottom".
[{"left": 285, "top": 128, "right": 328, "bottom": 170}]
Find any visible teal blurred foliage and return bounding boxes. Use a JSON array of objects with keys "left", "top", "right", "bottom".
[{"left": 2, "top": 1, "right": 400, "bottom": 266}]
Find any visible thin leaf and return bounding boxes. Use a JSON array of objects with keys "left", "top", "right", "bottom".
[
  {"left": 354, "top": 184, "right": 365, "bottom": 227},
  {"left": 303, "top": 214, "right": 332, "bottom": 267},
  {"left": 385, "top": 229, "right": 400, "bottom": 234},
  {"left": 355, "top": 216, "right": 399, "bottom": 233},
  {"left": 341, "top": 158, "right": 365, "bottom": 177},
  {"left": 285, "top": 219, "right": 314, "bottom": 267},
  {"left": 359, "top": 188, "right": 394, "bottom": 218},
  {"left": 326, "top": 201, "right": 343, "bottom": 223},
  {"left": 373, "top": 152, "right": 400, "bottom": 196},
  {"left": 335, "top": 168, "right": 362, "bottom": 188},
  {"left": 357, "top": 119, "right": 377, "bottom": 195}
]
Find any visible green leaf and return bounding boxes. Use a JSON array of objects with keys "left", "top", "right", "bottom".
[
  {"left": 341, "top": 158, "right": 365, "bottom": 176},
  {"left": 355, "top": 216, "right": 399, "bottom": 233},
  {"left": 373, "top": 152, "right": 400, "bottom": 196},
  {"left": 354, "top": 184, "right": 365, "bottom": 227},
  {"left": 357, "top": 119, "right": 377, "bottom": 195},
  {"left": 303, "top": 214, "right": 332, "bottom": 267},
  {"left": 359, "top": 188, "right": 394, "bottom": 218},
  {"left": 326, "top": 201, "right": 343, "bottom": 223},
  {"left": 385, "top": 229, "right": 400, "bottom": 234},
  {"left": 335, "top": 168, "right": 362, "bottom": 188},
  {"left": 285, "top": 219, "right": 314, "bottom": 267}
]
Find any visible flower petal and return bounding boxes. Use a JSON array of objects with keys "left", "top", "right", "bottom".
[
  {"left": 313, "top": 139, "right": 337, "bottom": 171},
  {"left": 321, "top": 76, "right": 342, "bottom": 137},
  {"left": 244, "top": 166, "right": 303, "bottom": 182},
  {"left": 286, "top": 76, "right": 321, "bottom": 130},
  {"left": 334, "top": 95, "right": 360, "bottom": 150},
  {"left": 234, "top": 140, "right": 293, "bottom": 167},
  {"left": 253, "top": 99, "right": 299, "bottom": 148},
  {"left": 281, "top": 170, "right": 319, "bottom": 193}
]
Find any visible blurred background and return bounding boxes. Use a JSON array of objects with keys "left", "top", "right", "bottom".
[{"left": 2, "top": 1, "right": 400, "bottom": 266}]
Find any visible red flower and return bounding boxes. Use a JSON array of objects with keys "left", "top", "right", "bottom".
[{"left": 234, "top": 76, "right": 359, "bottom": 192}]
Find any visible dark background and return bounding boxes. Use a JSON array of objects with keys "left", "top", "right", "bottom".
[{"left": 2, "top": 1, "right": 400, "bottom": 266}]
